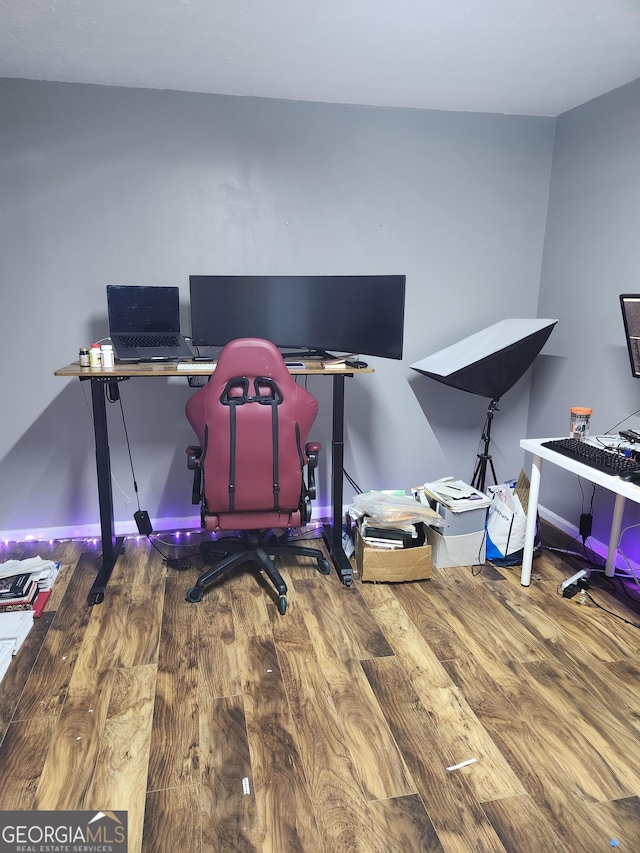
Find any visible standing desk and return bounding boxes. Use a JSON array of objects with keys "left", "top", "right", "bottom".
[
  {"left": 520, "top": 437, "right": 640, "bottom": 586},
  {"left": 54, "top": 360, "right": 373, "bottom": 605}
]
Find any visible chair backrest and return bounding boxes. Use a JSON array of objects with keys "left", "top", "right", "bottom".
[{"left": 186, "top": 338, "right": 318, "bottom": 524}]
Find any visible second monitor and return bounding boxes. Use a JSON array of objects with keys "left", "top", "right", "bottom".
[{"left": 189, "top": 275, "right": 406, "bottom": 360}]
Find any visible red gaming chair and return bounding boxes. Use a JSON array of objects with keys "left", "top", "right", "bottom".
[{"left": 184, "top": 337, "right": 331, "bottom": 613}]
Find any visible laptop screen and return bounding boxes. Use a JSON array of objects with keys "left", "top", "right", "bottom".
[{"left": 107, "top": 285, "right": 181, "bottom": 334}]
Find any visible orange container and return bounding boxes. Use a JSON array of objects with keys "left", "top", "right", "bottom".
[{"left": 570, "top": 407, "right": 592, "bottom": 441}]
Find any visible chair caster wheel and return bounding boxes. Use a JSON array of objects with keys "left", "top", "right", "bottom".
[
  {"left": 278, "top": 595, "right": 287, "bottom": 615},
  {"left": 318, "top": 558, "right": 331, "bottom": 575},
  {"left": 186, "top": 586, "right": 204, "bottom": 603}
]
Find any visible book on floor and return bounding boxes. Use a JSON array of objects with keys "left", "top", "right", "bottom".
[
  {"left": 0, "top": 572, "right": 34, "bottom": 599},
  {"left": 0, "top": 581, "right": 40, "bottom": 611}
]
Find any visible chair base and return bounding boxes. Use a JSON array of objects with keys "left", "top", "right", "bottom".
[{"left": 185, "top": 530, "right": 331, "bottom": 612}]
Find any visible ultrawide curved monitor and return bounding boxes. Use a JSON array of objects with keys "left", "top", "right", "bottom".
[{"left": 189, "top": 275, "right": 406, "bottom": 360}]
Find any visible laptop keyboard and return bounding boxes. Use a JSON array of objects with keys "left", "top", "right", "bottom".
[{"left": 120, "top": 334, "right": 180, "bottom": 348}]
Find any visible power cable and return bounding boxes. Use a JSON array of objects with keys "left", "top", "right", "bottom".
[{"left": 113, "top": 386, "right": 197, "bottom": 571}]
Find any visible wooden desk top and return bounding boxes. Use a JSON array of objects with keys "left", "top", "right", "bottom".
[{"left": 54, "top": 360, "right": 375, "bottom": 378}]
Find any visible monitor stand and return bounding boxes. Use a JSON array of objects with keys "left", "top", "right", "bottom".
[{"left": 280, "top": 348, "right": 331, "bottom": 361}]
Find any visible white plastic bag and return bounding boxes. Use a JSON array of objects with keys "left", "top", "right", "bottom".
[{"left": 485, "top": 484, "right": 529, "bottom": 565}]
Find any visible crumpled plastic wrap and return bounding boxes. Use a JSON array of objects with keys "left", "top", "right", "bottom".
[{"left": 349, "top": 491, "right": 444, "bottom": 527}]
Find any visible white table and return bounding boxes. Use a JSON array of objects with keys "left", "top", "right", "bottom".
[{"left": 520, "top": 437, "right": 640, "bottom": 585}]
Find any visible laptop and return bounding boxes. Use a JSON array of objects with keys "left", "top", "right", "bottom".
[{"left": 107, "top": 285, "right": 194, "bottom": 362}]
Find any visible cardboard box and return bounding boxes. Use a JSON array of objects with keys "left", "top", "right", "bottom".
[
  {"left": 425, "top": 526, "right": 486, "bottom": 569},
  {"left": 355, "top": 530, "right": 432, "bottom": 583},
  {"left": 514, "top": 468, "right": 531, "bottom": 514}
]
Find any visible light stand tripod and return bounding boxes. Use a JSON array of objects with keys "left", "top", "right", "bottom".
[
  {"left": 411, "top": 318, "right": 557, "bottom": 497},
  {"left": 471, "top": 398, "right": 500, "bottom": 494}
]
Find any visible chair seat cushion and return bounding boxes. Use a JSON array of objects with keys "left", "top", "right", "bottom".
[{"left": 204, "top": 510, "right": 302, "bottom": 532}]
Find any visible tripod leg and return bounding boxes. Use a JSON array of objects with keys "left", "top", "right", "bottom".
[
  {"left": 471, "top": 456, "right": 486, "bottom": 492},
  {"left": 472, "top": 398, "right": 500, "bottom": 493},
  {"left": 488, "top": 456, "right": 498, "bottom": 488}
]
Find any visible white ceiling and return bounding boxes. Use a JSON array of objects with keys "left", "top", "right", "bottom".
[{"left": 2, "top": 0, "right": 640, "bottom": 116}]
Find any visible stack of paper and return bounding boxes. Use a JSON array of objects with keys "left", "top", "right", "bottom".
[
  {"left": 33, "top": 563, "right": 60, "bottom": 591},
  {"left": 0, "top": 639, "right": 14, "bottom": 683},
  {"left": 0, "top": 556, "right": 58, "bottom": 581},
  {"left": 0, "top": 609, "right": 34, "bottom": 655},
  {"left": 419, "top": 479, "right": 491, "bottom": 512},
  {"left": 359, "top": 517, "right": 419, "bottom": 549}
]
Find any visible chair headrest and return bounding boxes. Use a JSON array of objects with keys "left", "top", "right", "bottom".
[
  {"left": 220, "top": 376, "right": 283, "bottom": 405},
  {"left": 216, "top": 338, "right": 292, "bottom": 381}
]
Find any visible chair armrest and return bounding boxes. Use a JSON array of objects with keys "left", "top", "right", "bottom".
[
  {"left": 186, "top": 446, "right": 202, "bottom": 504},
  {"left": 186, "top": 445, "right": 202, "bottom": 470},
  {"left": 305, "top": 441, "right": 321, "bottom": 500}
]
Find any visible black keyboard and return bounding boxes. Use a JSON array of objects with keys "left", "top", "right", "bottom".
[
  {"left": 121, "top": 334, "right": 179, "bottom": 348},
  {"left": 541, "top": 438, "right": 640, "bottom": 477}
]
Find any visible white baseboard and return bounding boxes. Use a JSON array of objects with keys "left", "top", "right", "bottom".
[
  {"left": 0, "top": 516, "right": 203, "bottom": 545},
  {"left": 2, "top": 503, "right": 638, "bottom": 578},
  {"left": 0, "top": 510, "right": 336, "bottom": 547},
  {"left": 0, "top": 504, "right": 584, "bottom": 549},
  {"left": 536, "top": 504, "right": 578, "bottom": 539},
  {"left": 537, "top": 503, "right": 640, "bottom": 577}
]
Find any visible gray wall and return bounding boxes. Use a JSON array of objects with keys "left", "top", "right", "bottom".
[
  {"left": 0, "top": 78, "right": 555, "bottom": 539},
  {"left": 530, "top": 76, "right": 640, "bottom": 552}
]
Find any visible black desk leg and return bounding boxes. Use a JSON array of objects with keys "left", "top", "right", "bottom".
[
  {"left": 322, "top": 373, "right": 353, "bottom": 586},
  {"left": 87, "top": 378, "right": 124, "bottom": 605}
]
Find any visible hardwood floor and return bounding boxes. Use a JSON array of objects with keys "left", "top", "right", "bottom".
[{"left": 1, "top": 524, "right": 639, "bottom": 852}]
